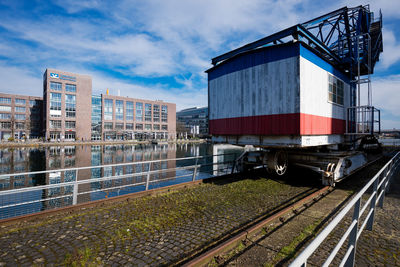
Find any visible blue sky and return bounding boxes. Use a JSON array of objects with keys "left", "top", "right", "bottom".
[{"left": 0, "top": 0, "right": 399, "bottom": 129}]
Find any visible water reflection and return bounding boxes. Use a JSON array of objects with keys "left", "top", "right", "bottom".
[{"left": 0, "top": 143, "right": 242, "bottom": 218}]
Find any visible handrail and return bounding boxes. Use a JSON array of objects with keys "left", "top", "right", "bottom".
[
  {"left": 290, "top": 151, "right": 400, "bottom": 266},
  {"left": 0, "top": 152, "right": 239, "bottom": 219},
  {"left": 0, "top": 153, "right": 237, "bottom": 180}
]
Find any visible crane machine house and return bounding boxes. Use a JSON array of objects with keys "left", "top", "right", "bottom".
[{"left": 207, "top": 5, "right": 383, "bottom": 185}]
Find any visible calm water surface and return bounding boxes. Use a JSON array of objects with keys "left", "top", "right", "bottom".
[{"left": 0, "top": 143, "right": 242, "bottom": 219}]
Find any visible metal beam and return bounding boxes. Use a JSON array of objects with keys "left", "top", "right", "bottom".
[{"left": 211, "top": 26, "right": 298, "bottom": 65}]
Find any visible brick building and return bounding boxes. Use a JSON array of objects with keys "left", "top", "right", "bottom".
[
  {"left": 0, "top": 93, "right": 42, "bottom": 140},
  {"left": 0, "top": 69, "right": 177, "bottom": 141}
]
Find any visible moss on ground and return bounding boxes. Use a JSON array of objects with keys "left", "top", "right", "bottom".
[
  {"left": 0, "top": 176, "right": 312, "bottom": 266},
  {"left": 264, "top": 219, "right": 322, "bottom": 266}
]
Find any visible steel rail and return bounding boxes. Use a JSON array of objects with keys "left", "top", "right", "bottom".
[{"left": 183, "top": 186, "right": 331, "bottom": 267}]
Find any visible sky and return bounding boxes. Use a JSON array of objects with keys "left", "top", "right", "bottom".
[{"left": 0, "top": 0, "right": 399, "bottom": 129}]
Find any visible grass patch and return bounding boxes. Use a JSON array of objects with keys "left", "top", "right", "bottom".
[{"left": 64, "top": 246, "right": 102, "bottom": 266}]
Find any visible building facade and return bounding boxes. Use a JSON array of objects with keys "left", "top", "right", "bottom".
[
  {"left": 0, "top": 93, "right": 42, "bottom": 140},
  {"left": 98, "top": 94, "right": 176, "bottom": 141},
  {"left": 43, "top": 69, "right": 92, "bottom": 141},
  {"left": 0, "top": 68, "right": 176, "bottom": 141},
  {"left": 176, "top": 107, "right": 208, "bottom": 137}
]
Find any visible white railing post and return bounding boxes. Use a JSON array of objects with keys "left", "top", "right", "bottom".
[
  {"left": 345, "top": 198, "right": 360, "bottom": 267},
  {"left": 145, "top": 162, "right": 151, "bottom": 191},
  {"left": 72, "top": 169, "right": 79, "bottom": 205},
  {"left": 192, "top": 157, "right": 199, "bottom": 181},
  {"left": 378, "top": 168, "right": 388, "bottom": 208},
  {"left": 367, "top": 178, "right": 378, "bottom": 230}
]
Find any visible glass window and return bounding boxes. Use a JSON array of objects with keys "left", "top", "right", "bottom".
[
  {"left": 0, "top": 113, "right": 11, "bottom": 119},
  {"left": 145, "top": 124, "right": 152, "bottom": 130},
  {"left": 115, "top": 123, "right": 124, "bottom": 130},
  {"left": 65, "top": 121, "right": 76, "bottom": 129},
  {"left": 91, "top": 95, "right": 102, "bottom": 134},
  {"left": 0, "top": 97, "right": 11, "bottom": 104},
  {"left": 0, "top": 105, "right": 11, "bottom": 112},
  {"left": 153, "top": 124, "right": 160, "bottom": 130},
  {"left": 15, "top": 106, "right": 26, "bottom": 113},
  {"left": 50, "top": 93, "right": 62, "bottom": 110},
  {"left": 49, "top": 131, "right": 61, "bottom": 140},
  {"left": 66, "top": 84, "right": 76, "bottom": 92},
  {"left": 65, "top": 94, "right": 76, "bottom": 118},
  {"left": 136, "top": 102, "right": 143, "bottom": 122},
  {"left": 126, "top": 101, "right": 134, "bottom": 121},
  {"left": 135, "top": 123, "right": 143, "bottom": 130},
  {"left": 15, "top": 99, "right": 26, "bottom": 105},
  {"left": 145, "top": 103, "right": 152, "bottom": 122},
  {"left": 161, "top": 125, "right": 168, "bottom": 130},
  {"left": 50, "top": 120, "right": 62, "bottom": 128},
  {"left": 116, "top": 100, "right": 124, "bottom": 120},
  {"left": 104, "top": 99, "right": 113, "bottom": 120},
  {"left": 0, "top": 122, "right": 11, "bottom": 129},
  {"left": 15, "top": 114, "right": 26, "bottom": 120},
  {"left": 126, "top": 123, "right": 133, "bottom": 130},
  {"left": 50, "top": 82, "right": 62, "bottom": 91},
  {"left": 153, "top": 104, "right": 160, "bottom": 122},
  {"left": 104, "top": 122, "right": 113, "bottom": 130},
  {"left": 65, "top": 131, "right": 76, "bottom": 140},
  {"left": 15, "top": 122, "right": 25, "bottom": 129},
  {"left": 161, "top": 105, "right": 168, "bottom": 122},
  {"left": 328, "top": 74, "right": 344, "bottom": 105}
]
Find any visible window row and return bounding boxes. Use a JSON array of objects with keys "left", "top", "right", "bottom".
[
  {"left": 49, "top": 131, "right": 76, "bottom": 140},
  {"left": 103, "top": 99, "right": 168, "bottom": 122},
  {"left": 0, "top": 113, "right": 25, "bottom": 120},
  {"left": 103, "top": 122, "right": 168, "bottom": 131},
  {"left": 0, "top": 98, "right": 28, "bottom": 105},
  {"left": 50, "top": 120, "right": 76, "bottom": 129},
  {"left": 50, "top": 82, "right": 76, "bottom": 92}
]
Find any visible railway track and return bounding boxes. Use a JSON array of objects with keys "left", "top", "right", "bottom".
[
  {"left": 181, "top": 186, "right": 331, "bottom": 267},
  {"left": 178, "top": 155, "right": 388, "bottom": 267}
]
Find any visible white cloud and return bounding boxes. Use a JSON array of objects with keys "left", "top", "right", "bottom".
[
  {"left": 0, "top": 63, "right": 42, "bottom": 96},
  {"left": 378, "top": 29, "right": 400, "bottom": 69},
  {"left": 373, "top": 74, "right": 400, "bottom": 117},
  {"left": 90, "top": 73, "right": 207, "bottom": 111}
]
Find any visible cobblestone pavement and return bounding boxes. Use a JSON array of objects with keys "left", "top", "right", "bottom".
[
  {"left": 0, "top": 174, "right": 317, "bottom": 266},
  {"left": 210, "top": 156, "right": 394, "bottom": 266},
  {"left": 355, "top": 166, "right": 400, "bottom": 266}
]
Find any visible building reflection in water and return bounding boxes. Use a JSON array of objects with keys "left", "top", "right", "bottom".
[{"left": 0, "top": 143, "right": 240, "bottom": 217}]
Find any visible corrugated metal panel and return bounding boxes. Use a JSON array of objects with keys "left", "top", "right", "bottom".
[{"left": 209, "top": 56, "right": 300, "bottom": 121}]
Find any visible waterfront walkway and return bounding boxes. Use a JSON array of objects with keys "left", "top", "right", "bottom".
[
  {"left": 354, "top": 165, "right": 400, "bottom": 266},
  {"left": 0, "top": 173, "right": 315, "bottom": 266},
  {"left": 0, "top": 157, "right": 399, "bottom": 266}
]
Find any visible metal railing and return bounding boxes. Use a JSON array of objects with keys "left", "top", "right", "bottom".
[
  {"left": 290, "top": 151, "right": 400, "bottom": 267},
  {"left": 0, "top": 153, "right": 239, "bottom": 219},
  {"left": 346, "top": 106, "right": 381, "bottom": 135}
]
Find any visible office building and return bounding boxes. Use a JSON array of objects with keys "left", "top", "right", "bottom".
[
  {"left": 97, "top": 94, "right": 175, "bottom": 141},
  {"left": 176, "top": 107, "right": 208, "bottom": 137},
  {"left": 43, "top": 69, "right": 92, "bottom": 141},
  {"left": 0, "top": 68, "right": 177, "bottom": 141},
  {"left": 0, "top": 93, "right": 42, "bottom": 140}
]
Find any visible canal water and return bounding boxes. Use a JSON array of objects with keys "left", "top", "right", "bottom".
[{"left": 0, "top": 143, "right": 243, "bottom": 219}]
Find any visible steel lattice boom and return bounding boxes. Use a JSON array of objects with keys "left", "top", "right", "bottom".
[{"left": 212, "top": 5, "right": 383, "bottom": 77}]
